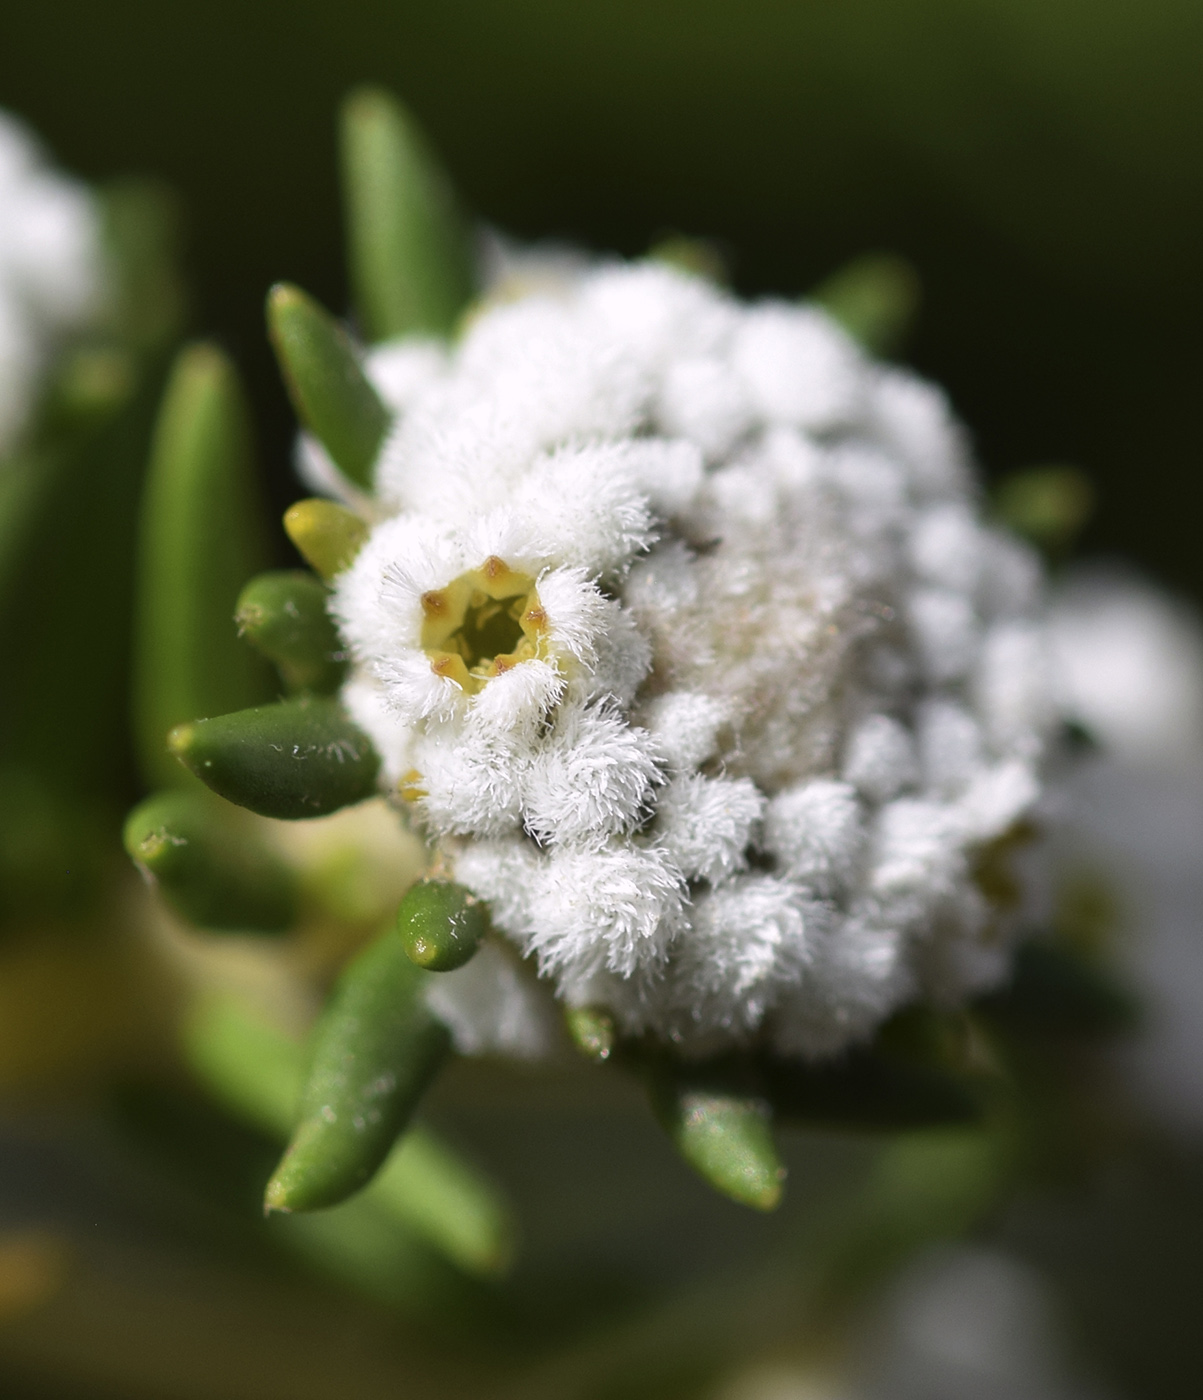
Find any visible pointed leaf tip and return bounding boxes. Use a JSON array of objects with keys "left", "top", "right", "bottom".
[
  {"left": 236, "top": 570, "right": 347, "bottom": 694},
  {"left": 340, "top": 86, "right": 475, "bottom": 342},
  {"left": 267, "top": 283, "right": 389, "bottom": 490},
  {"left": 123, "top": 789, "right": 298, "bottom": 932},
  {"left": 170, "top": 696, "right": 380, "bottom": 819},
  {"left": 657, "top": 1081, "right": 786, "bottom": 1211},
  {"left": 283, "top": 498, "right": 368, "bottom": 581},
  {"left": 266, "top": 927, "right": 451, "bottom": 1212}
]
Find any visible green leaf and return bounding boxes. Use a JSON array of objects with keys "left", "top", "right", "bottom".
[
  {"left": 282, "top": 498, "right": 369, "bottom": 581},
  {"left": 397, "top": 879, "right": 489, "bottom": 972},
  {"left": 134, "top": 343, "right": 275, "bottom": 789},
  {"left": 123, "top": 788, "right": 298, "bottom": 933},
  {"left": 651, "top": 1068, "right": 785, "bottom": 1211},
  {"left": 235, "top": 570, "right": 347, "bottom": 694},
  {"left": 812, "top": 253, "right": 920, "bottom": 357},
  {"left": 185, "top": 994, "right": 513, "bottom": 1281},
  {"left": 168, "top": 696, "right": 380, "bottom": 820},
  {"left": 564, "top": 1005, "right": 617, "bottom": 1063},
  {"left": 266, "top": 283, "right": 389, "bottom": 490},
  {"left": 265, "top": 927, "right": 451, "bottom": 1212},
  {"left": 370, "top": 1126, "right": 513, "bottom": 1277},
  {"left": 340, "top": 86, "right": 475, "bottom": 343}
]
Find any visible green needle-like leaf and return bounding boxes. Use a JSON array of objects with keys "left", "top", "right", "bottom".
[
  {"left": 186, "top": 994, "right": 514, "bottom": 1280},
  {"left": 265, "top": 928, "right": 451, "bottom": 1212},
  {"left": 370, "top": 1127, "right": 513, "bottom": 1277},
  {"left": 134, "top": 343, "right": 275, "bottom": 789},
  {"left": 653, "top": 1075, "right": 785, "bottom": 1211},
  {"left": 397, "top": 879, "right": 489, "bottom": 972},
  {"left": 813, "top": 253, "right": 920, "bottom": 357},
  {"left": 236, "top": 570, "right": 347, "bottom": 694},
  {"left": 282, "top": 498, "right": 368, "bottom": 581},
  {"left": 267, "top": 283, "right": 389, "bottom": 490},
  {"left": 169, "top": 696, "right": 380, "bottom": 819},
  {"left": 340, "top": 86, "right": 475, "bottom": 343},
  {"left": 124, "top": 788, "right": 298, "bottom": 933},
  {"left": 171, "top": 697, "right": 378, "bottom": 817}
]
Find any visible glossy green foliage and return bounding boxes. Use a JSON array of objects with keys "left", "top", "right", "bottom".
[
  {"left": 341, "top": 87, "right": 475, "bottom": 343},
  {"left": 123, "top": 788, "right": 298, "bottom": 932},
  {"left": 265, "top": 928, "right": 452, "bottom": 1211},
  {"left": 267, "top": 283, "right": 389, "bottom": 490},
  {"left": 184, "top": 994, "right": 512, "bottom": 1287},
  {"left": 169, "top": 696, "right": 380, "bottom": 819},
  {"left": 134, "top": 343, "right": 275, "bottom": 789},
  {"left": 651, "top": 1068, "right": 785, "bottom": 1211},
  {"left": 236, "top": 570, "right": 347, "bottom": 695},
  {"left": 398, "top": 879, "right": 489, "bottom": 972},
  {"left": 813, "top": 253, "right": 920, "bottom": 357},
  {"left": 282, "top": 498, "right": 369, "bottom": 581}
]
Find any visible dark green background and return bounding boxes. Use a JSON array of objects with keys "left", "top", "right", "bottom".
[{"left": 2, "top": 0, "right": 1200, "bottom": 593}]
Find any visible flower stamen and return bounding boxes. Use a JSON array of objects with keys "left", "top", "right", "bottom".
[{"left": 421, "top": 558, "right": 547, "bottom": 693}]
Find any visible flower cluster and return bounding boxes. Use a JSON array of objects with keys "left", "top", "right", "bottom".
[
  {"left": 329, "top": 257, "right": 1056, "bottom": 1060},
  {"left": 0, "top": 110, "right": 101, "bottom": 455}
]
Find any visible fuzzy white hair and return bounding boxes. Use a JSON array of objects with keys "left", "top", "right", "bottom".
[{"left": 331, "top": 252, "right": 1061, "bottom": 1061}]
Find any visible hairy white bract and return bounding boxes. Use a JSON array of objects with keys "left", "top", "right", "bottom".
[{"left": 329, "top": 256, "right": 1056, "bottom": 1060}]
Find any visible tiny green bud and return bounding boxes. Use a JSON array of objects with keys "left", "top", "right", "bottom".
[
  {"left": 565, "top": 1005, "right": 616, "bottom": 1062},
  {"left": 168, "top": 696, "right": 380, "bottom": 819},
  {"left": 340, "top": 86, "right": 475, "bottom": 343},
  {"left": 397, "top": 878, "right": 488, "bottom": 971},
  {"left": 267, "top": 283, "right": 390, "bottom": 489},
  {"left": 283, "top": 498, "right": 368, "bottom": 581},
  {"left": 236, "top": 570, "right": 347, "bottom": 695},
  {"left": 124, "top": 789, "right": 298, "bottom": 932},
  {"left": 813, "top": 253, "right": 920, "bottom": 357},
  {"left": 265, "top": 927, "right": 452, "bottom": 1212},
  {"left": 655, "top": 1080, "right": 785, "bottom": 1211}
]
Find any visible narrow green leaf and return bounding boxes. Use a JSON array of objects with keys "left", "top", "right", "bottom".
[
  {"left": 265, "top": 927, "right": 451, "bottom": 1212},
  {"left": 283, "top": 498, "right": 368, "bottom": 581},
  {"left": 812, "top": 253, "right": 920, "bottom": 357},
  {"left": 267, "top": 283, "right": 388, "bottom": 490},
  {"left": 653, "top": 1074, "right": 785, "bottom": 1211},
  {"left": 124, "top": 788, "right": 298, "bottom": 933},
  {"left": 398, "top": 879, "right": 488, "bottom": 972},
  {"left": 168, "top": 696, "right": 380, "bottom": 819},
  {"left": 134, "top": 343, "right": 275, "bottom": 789},
  {"left": 340, "top": 86, "right": 475, "bottom": 343},
  {"left": 371, "top": 1127, "right": 513, "bottom": 1277},
  {"left": 236, "top": 570, "right": 347, "bottom": 694},
  {"left": 186, "top": 994, "right": 514, "bottom": 1281}
]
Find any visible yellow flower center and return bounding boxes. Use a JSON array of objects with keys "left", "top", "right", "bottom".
[{"left": 420, "top": 556, "right": 549, "bottom": 694}]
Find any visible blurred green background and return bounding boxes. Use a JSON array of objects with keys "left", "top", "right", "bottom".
[{"left": 2, "top": 0, "right": 1200, "bottom": 595}]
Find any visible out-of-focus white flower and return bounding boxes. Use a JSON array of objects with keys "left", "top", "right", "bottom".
[
  {"left": 328, "top": 257, "right": 1058, "bottom": 1060},
  {"left": 1048, "top": 567, "right": 1203, "bottom": 1137},
  {"left": 0, "top": 110, "right": 103, "bottom": 456}
]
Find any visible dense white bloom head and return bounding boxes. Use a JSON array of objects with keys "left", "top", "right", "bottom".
[
  {"left": 0, "top": 111, "right": 102, "bottom": 455},
  {"left": 329, "top": 256, "right": 1057, "bottom": 1060}
]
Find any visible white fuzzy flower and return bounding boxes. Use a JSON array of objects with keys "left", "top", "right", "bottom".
[
  {"left": 328, "top": 256, "right": 1059, "bottom": 1060},
  {"left": 0, "top": 111, "right": 102, "bottom": 457}
]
